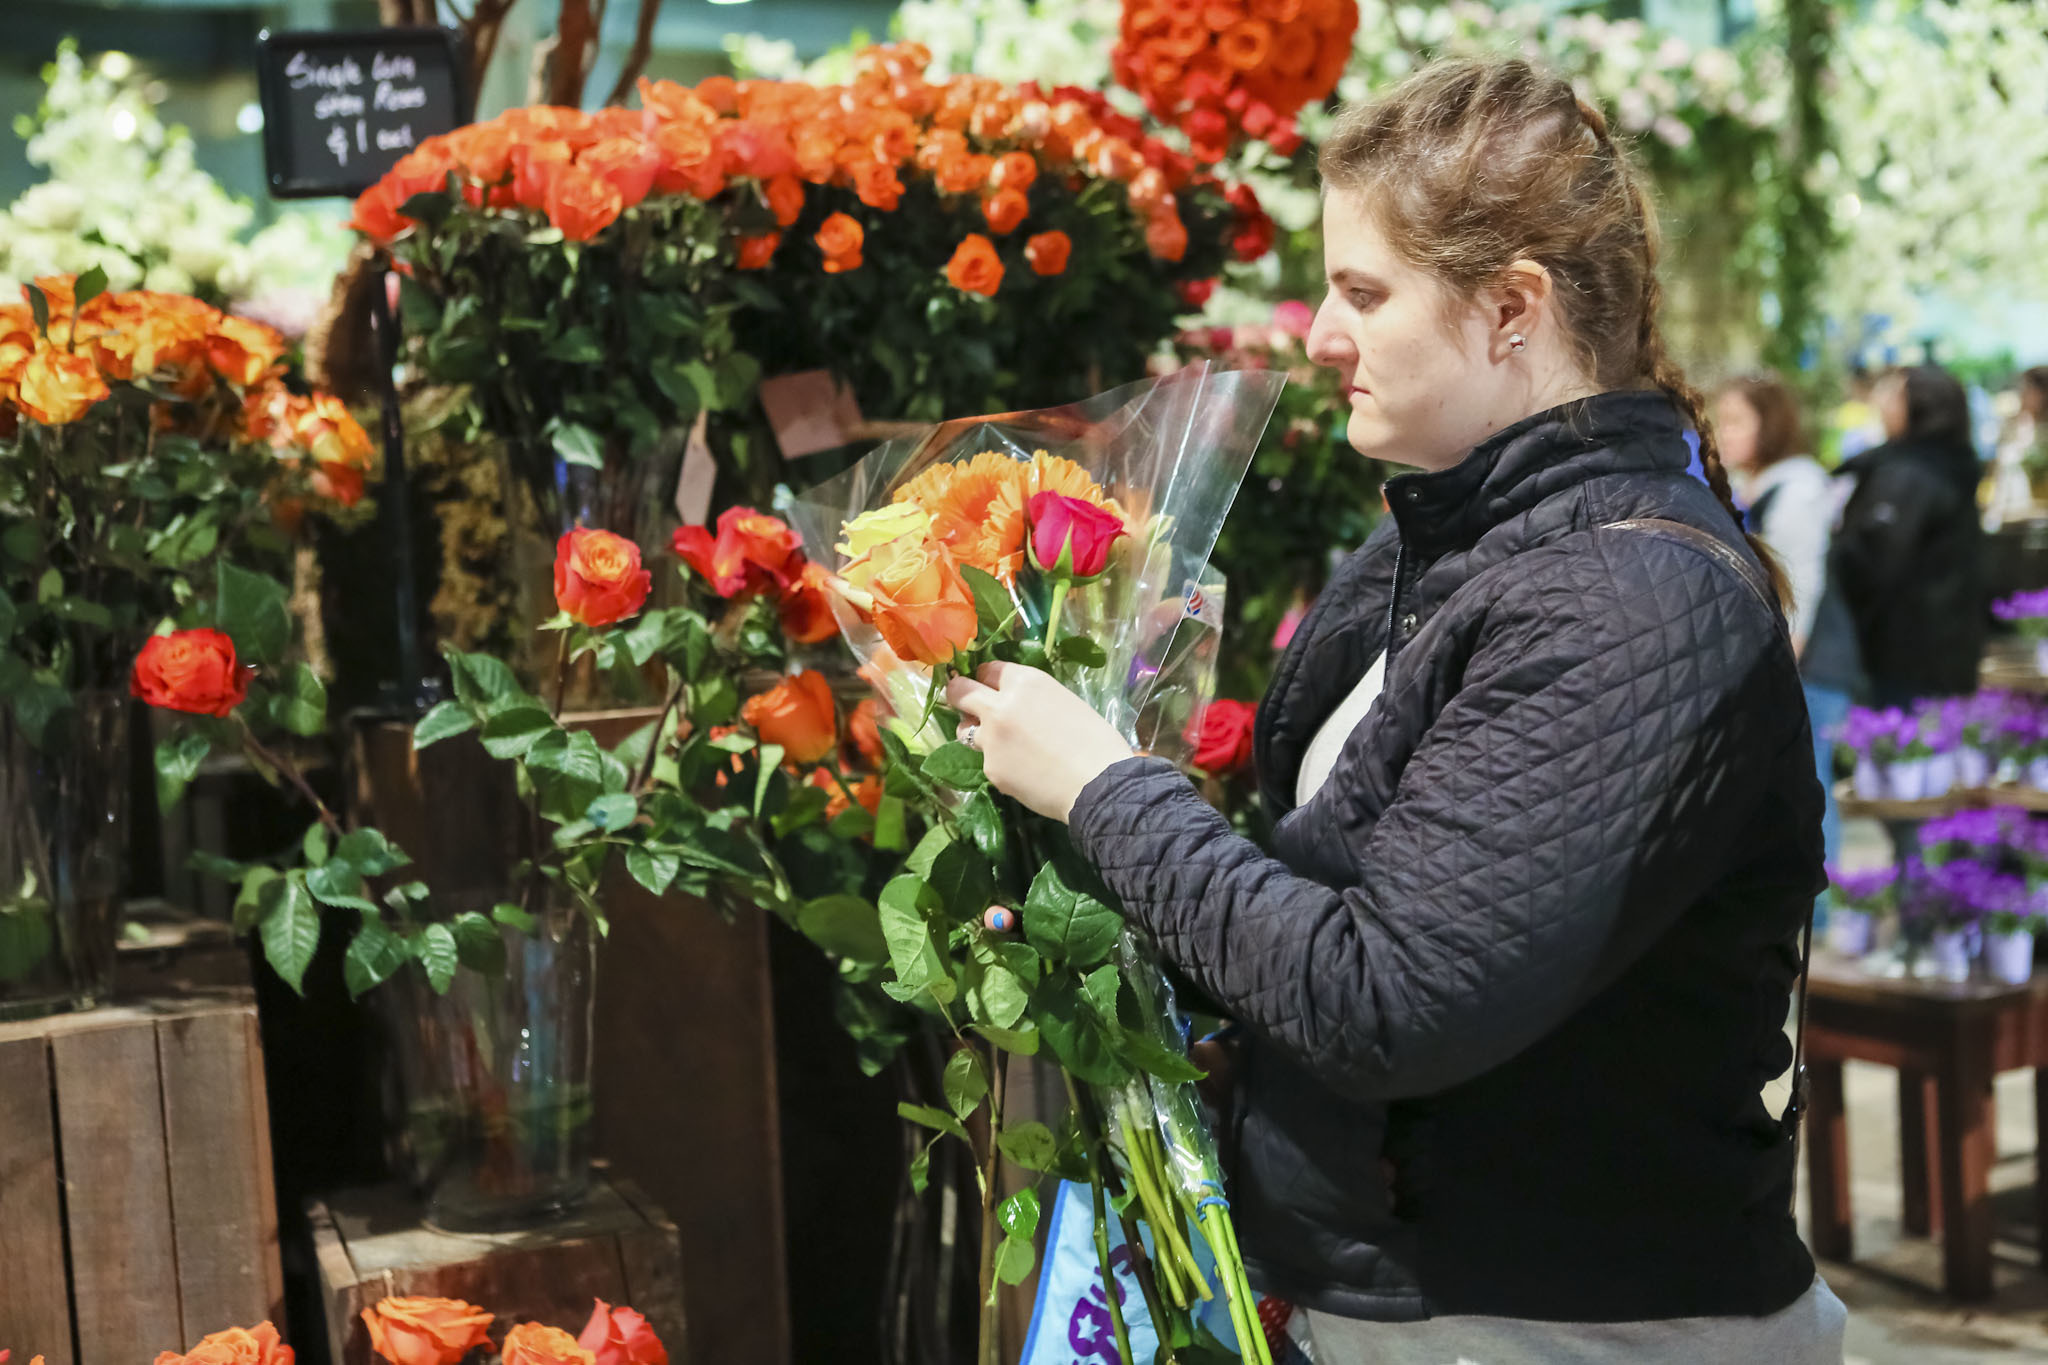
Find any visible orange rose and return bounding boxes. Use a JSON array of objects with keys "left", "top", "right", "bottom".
[
  {"left": 155, "top": 1322, "right": 294, "bottom": 1365},
  {"left": 554, "top": 527, "right": 651, "bottom": 627},
  {"left": 1024, "top": 230, "right": 1072, "bottom": 276},
  {"left": 777, "top": 560, "right": 841, "bottom": 643},
  {"left": 15, "top": 344, "right": 108, "bottom": 425},
  {"left": 815, "top": 212, "right": 865, "bottom": 274},
  {"left": 576, "top": 1301, "right": 667, "bottom": 1365},
  {"left": 208, "top": 315, "right": 287, "bottom": 388},
  {"left": 1145, "top": 206, "right": 1189, "bottom": 262},
  {"left": 981, "top": 190, "right": 1029, "bottom": 236},
  {"left": 673, "top": 506, "right": 803, "bottom": 597},
  {"left": 500, "top": 1324, "right": 593, "bottom": 1365},
  {"left": 362, "top": 1299, "right": 495, "bottom": 1365},
  {"left": 742, "top": 669, "right": 839, "bottom": 764},
  {"left": 736, "top": 234, "right": 781, "bottom": 270},
  {"left": 988, "top": 152, "right": 1038, "bottom": 193},
  {"left": 576, "top": 137, "right": 659, "bottom": 206},
  {"left": 130, "top": 629, "right": 252, "bottom": 717},
  {"left": 544, "top": 162, "right": 625, "bottom": 242},
  {"left": 810, "top": 768, "right": 884, "bottom": 821},
  {"left": 848, "top": 698, "right": 886, "bottom": 767},
  {"left": 512, "top": 142, "right": 575, "bottom": 210},
  {"left": 1219, "top": 19, "right": 1274, "bottom": 70},
  {"left": 350, "top": 182, "right": 409, "bottom": 241},
  {"left": 847, "top": 533, "right": 981, "bottom": 667},
  {"left": 764, "top": 174, "right": 807, "bottom": 228},
  {"left": 850, "top": 159, "right": 903, "bottom": 212},
  {"left": 945, "top": 235, "right": 1005, "bottom": 297}
]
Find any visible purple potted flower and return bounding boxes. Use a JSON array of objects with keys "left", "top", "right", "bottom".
[
  {"left": 1826, "top": 863, "right": 1895, "bottom": 957},
  {"left": 1993, "top": 588, "right": 2048, "bottom": 676},
  {"left": 1901, "top": 857, "right": 1990, "bottom": 981},
  {"left": 1839, "top": 705, "right": 1907, "bottom": 800}
]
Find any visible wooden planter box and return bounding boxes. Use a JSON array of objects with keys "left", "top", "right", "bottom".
[
  {"left": 0, "top": 992, "right": 282, "bottom": 1364},
  {"left": 309, "top": 1176, "right": 684, "bottom": 1362}
]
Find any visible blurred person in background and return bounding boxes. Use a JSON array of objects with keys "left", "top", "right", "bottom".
[
  {"left": 1832, "top": 365, "right": 1986, "bottom": 708},
  {"left": 1987, "top": 367, "right": 2048, "bottom": 525},
  {"left": 1718, "top": 374, "right": 1861, "bottom": 915}
]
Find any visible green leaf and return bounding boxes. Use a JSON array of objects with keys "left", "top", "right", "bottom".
[
  {"left": 992, "top": 1233, "right": 1036, "bottom": 1288},
  {"left": 586, "top": 792, "right": 638, "bottom": 832},
  {"left": 677, "top": 359, "right": 720, "bottom": 411},
  {"left": 960, "top": 564, "right": 1016, "bottom": 637},
  {"left": 626, "top": 845, "right": 681, "bottom": 895},
  {"left": 451, "top": 911, "right": 506, "bottom": 976},
  {"left": 258, "top": 876, "right": 320, "bottom": 995},
  {"left": 271, "top": 663, "right": 327, "bottom": 737},
  {"left": 909, "top": 1144, "right": 932, "bottom": 1195},
  {"left": 35, "top": 568, "right": 60, "bottom": 604},
  {"left": 943, "top": 1048, "right": 988, "bottom": 1118},
  {"left": 307, "top": 860, "right": 377, "bottom": 912},
  {"left": 754, "top": 743, "right": 783, "bottom": 817},
  {"left": 153, "top": 729, "right": 212, "bottom": 811},
  {"left": 796, "top": 894, "right": 887, "bottom": 961},
  {"left": 446, "top": 650, "right": 522, "bottom": 708},
  {"left": 688, "top": 673, "right": 739, "bottom": 728},
  {"left": 827, "top": 804, "right": 875, "bottom": 841},
  {"left": 977, "top": 1021, "right": 1039, "bottom": 1055},
  {"left": 0, "top": 595, "right": 15, "bottom": 644},
  {"left": 1034, "top": 982, "right": 1125, "bottom": 1086},
  {"left": 71, "top": 264, "right": 107, "bottom": 313},
  {"left": 997, "top": 1187, "right": 1042, "bottom": 1240},
  {"left": 620, "top": 608, "right": 672, "bottom": 667},
  {"left": 412, "top": 699, "right": 477, "bottom": 748},
  {"left": 897, "top": 1101, "right": 968, "bottom": 1142},
  {"left": 343, "top": 915, "right": 409, "bottom": 997},
  {"left": 922, "top": 741, "right": 986, "bottom": 791},
  {"left": 996, "top": 1120, "right": 1057, "bottom": 1171},
  {"left": 0, "top": 904, "right": 53, "bottom": 984},
  {"left": 492, "top": 901, "right": 537, "bottom": 934},
  {"left": 1119, "top": 1028, "right": 1208, "bottom": 1083},
  {"left": 25, "top": 282, "right": 49, "bottom": 336},
  {"left": 927, "top": 840, "right": 994, "bottom": 922},
  {"left": 417, "top": 922, "right": 459, "bottom": 993},
  {"left": 873, "top": 794, "right": 907, "bottom": 851},
  {"left": 877, "top": 874, "right": 955, "bottom": 1005},
  {"left": 215, "top": 561, "right": 291, "bottom": 666},
  {"left": 398, "top": 190, "right": 454, "bottom": 225},
  {"left": 958, "top": 791, "right": 1004, "bottom": 865},
  {"left": 232, "top": 866, "right": 280, "bottom": 934},
  {"left": 302, "top": 822, "right": 331, "bottom": 867},
  {"left": 551, "top": 420, "right": 605, "bottom": 469},
  {"left": 1022, "top": 863, "right": 1121, "bottom": 966},
  {"left": 1081, "top": 963, "right": 1122, "bottom": 1023},
  {"left": 480, "top": 706, "right": 556, "bottom": 759},
  {"left": 545, "top": 326, "right": 604, "bottom": 363},
  {"left": 1053, "top": 635, "right": 1107, "bottom": 670},
  {"left": 905, "top": 824, "right": 954, "bottom": 878},
  {"left": 772, "top": 783, "right": 831, "bottom": 837},
  {"left": 971, "top": 959, "right": 1029, "bottom": 1030},
  {"left": 335, "top": 827, "right": 411, "bottom": 876}
]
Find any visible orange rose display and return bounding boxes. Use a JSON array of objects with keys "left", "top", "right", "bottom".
[
  {"left": 741, "top": 669, "right": 839, "bottom": 764},
  {"left": 815, "top": 213, "right": 865, "bottom": 274},
  {"left": 362, "top": 1297, "right": 496, "bottom": 1365},
  {"left": 576, "top": 1301, "right": 668, "bottom": 1365},
  {"left": 130, "top": 629, "right": 252, "bottom": 717},
  {"left": 553, "top": 527, "right": 653, "bottom": 627},
  {"left": 1023, "top": 230, "right": 1072, "bottom": 276},
  {"left": 500, "top": 1324, "right": 594, "bottom": 1365},
  {"left": 945, "top": 235, "right": 1005, "bottom": 297}
]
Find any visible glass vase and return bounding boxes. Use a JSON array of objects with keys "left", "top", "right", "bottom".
[
  {"left": 0, "top": 692, "right": 128, "bottom": 1020},
  {"left": 381, "top": 898, "right": 598, "bottom": 1230}
]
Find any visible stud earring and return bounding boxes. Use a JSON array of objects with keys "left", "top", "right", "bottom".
[{"left": 1508, "top": 333, "right": 1528, "bottom": 352}]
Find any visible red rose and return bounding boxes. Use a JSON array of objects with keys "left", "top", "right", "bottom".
[
  {"left": 1023, "top": 230, "right": 1072, "bottom": 277},
  {"left": 576, "top": 1300, "right": 668, "bottom": 1365},
  {"left": 553, "top": 527, "right": 652, "bottom": 627},
  {"left": 1187, "top": 699, "right": 1256, "bottom": 775},
  {"left": 736, "top": 234, "right": 781, "bottom": 270},
  {"left": 130, "top": 629, "right": 251, "bottom": 717},
  {"left": 1178, "top": 278, "right": 1216, "bottom": 308},
  {"left": 1025, "top": 491, "right": 1125, "bottom": 580},
  {"left": 777, "top": 560, "right": 841, "bottom": 644},
  {"left": 673, "top": 507, "right": 803, "bottom": 598}
]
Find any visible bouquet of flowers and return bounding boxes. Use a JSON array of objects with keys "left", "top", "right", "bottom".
[{"left": 792, "top": 363, "right": 1284, "bottom": 1364}]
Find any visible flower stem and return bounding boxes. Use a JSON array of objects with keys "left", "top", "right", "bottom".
[
  {"left": 239, "top": 722, "right": 341, "bottom": 833},
  {"left": 549, "top": 630, "right": 573, "bottom": 720},
  {"left": 1089, "top": 1167, "right": 1137, "bottom": 1365},
  {"left": 634, "top": 674, "right": 686, "bottom": 793},
  {"left": 977, "top": 1049, "right": 1006, "bottom": 1365},
  {"left": 1042, "top": 577, "right": 1071, "bottom": 656}
]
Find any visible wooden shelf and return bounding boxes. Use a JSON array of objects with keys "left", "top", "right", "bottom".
[{"left": 1837, "top": 783, "right": 2048, "bottom": 821}]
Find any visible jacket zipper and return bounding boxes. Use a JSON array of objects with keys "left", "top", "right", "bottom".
[{"left": 1383, "top": 539, "right": 1408, "bottom": 662}]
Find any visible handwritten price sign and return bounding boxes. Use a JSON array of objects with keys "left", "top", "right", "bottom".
[{"left": 256, "top": 28, "right": 469, "bottom": 199}]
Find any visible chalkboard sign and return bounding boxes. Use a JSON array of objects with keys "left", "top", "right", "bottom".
[{"left": 256, "top": 27, "right": 471, "bottom": 199}]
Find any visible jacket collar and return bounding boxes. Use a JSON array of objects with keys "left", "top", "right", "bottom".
[{"left": 1381, "top": 390, "right": 1689, "bottom": 557}]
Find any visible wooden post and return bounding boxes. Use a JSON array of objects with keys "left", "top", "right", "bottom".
[
  {"left": 1804, "top": 1057, "right": 1852, "bottom": 1262},
  {"left": 1935, "top": 1020, "right": 1998, "bottom": 1301},
  {"left": 1898, "top": 1069, "right": 1942, "bottom": 1236}
]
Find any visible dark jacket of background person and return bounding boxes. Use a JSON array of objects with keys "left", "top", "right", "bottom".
[
  {"left": 1069, "top": 392, "right": 1823, "bottom": 1324},
  {"left": 1832, "top": 368, "right": 1986, "bottom": 703}
]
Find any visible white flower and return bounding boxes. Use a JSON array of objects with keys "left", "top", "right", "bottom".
[
  {"left": 11, "top": 182, "right": 83, "bottom": 232},
  {"left": 1652, "top": 115, "right": 1695, "bottom": 150}
]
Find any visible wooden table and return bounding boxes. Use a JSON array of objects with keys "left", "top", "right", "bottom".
[{"left": 1805, "top": 954, "right": 2048, "bottom": 1300}]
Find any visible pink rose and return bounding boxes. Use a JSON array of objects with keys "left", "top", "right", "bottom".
[
  {"left": 576, "top": 1300, "right": 667, "bottom": 1365},
  {"left": 1272, "top": 300, "right": 1314, "bottom": 340},
  {"left": 1025, "top": 492, "right": 1126, "bottom": 581}
]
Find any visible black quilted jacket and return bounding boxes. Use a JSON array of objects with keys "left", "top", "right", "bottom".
[{"left": 1070, "top": 391, "right": 1823, "bottom": 1323}]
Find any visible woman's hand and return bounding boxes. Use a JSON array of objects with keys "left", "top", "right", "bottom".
[{"left": 943, "top": 662, "right": 1134, "bottom": 822}]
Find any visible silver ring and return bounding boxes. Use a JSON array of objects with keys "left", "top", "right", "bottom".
[{"left": 961, "top": 724, "right": 979, "bottom": 751}]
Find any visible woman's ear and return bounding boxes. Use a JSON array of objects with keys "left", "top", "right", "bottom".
[{"left": 1491, "top": 258, "right": 1557, "bottom": 350}]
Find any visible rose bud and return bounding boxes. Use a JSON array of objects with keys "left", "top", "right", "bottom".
[{"left": 1025, "top": 491, "right": 1125, "bottom": 581}]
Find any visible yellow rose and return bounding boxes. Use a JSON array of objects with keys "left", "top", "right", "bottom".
[{"left": 837, "top": 505, "right": 931, "bottom": 562}]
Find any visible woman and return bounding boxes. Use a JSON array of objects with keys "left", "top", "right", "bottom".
[
  {"left": 947, "top": 59, "right": 1840, "bottom": 1360},
  {"left": 1717, "top": 374, "right": 1860, "bottom": 911},
  {"left": 1832, "top": 365, "right": 1985, "bottom": 707}
]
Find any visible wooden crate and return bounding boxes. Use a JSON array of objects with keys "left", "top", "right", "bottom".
[
  {"left": 0, "top": 991, "right": 283, "bottom": 1365},
  {"left": 309, "top": 1176, "right": 685, "bottom": 1363}
]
